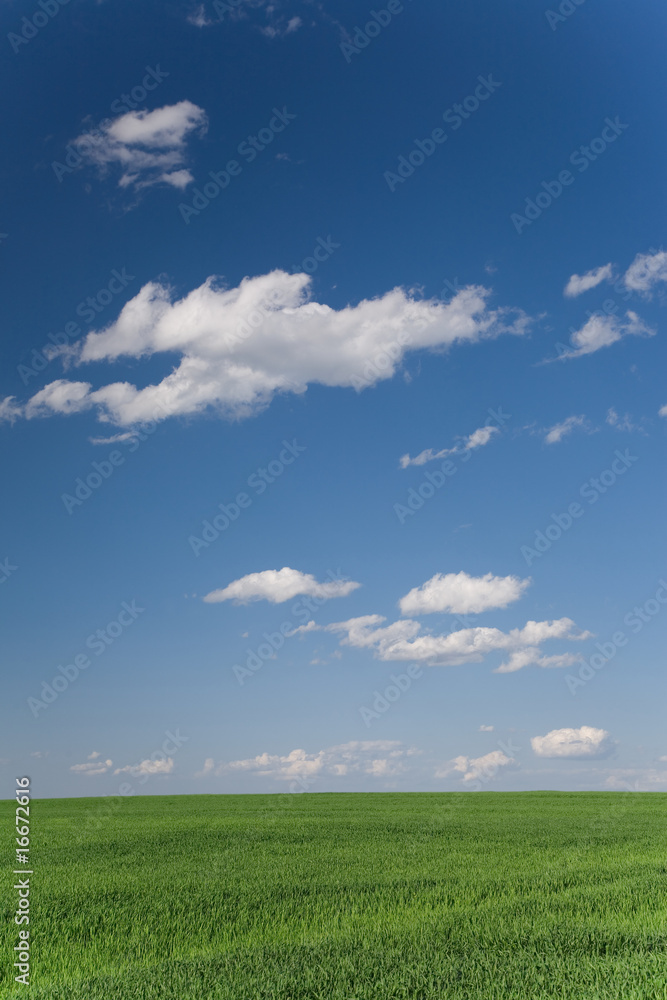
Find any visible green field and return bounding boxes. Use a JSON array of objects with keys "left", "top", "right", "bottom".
[{"left": 2, "top": 792, "right": 667, "bottom": 998}]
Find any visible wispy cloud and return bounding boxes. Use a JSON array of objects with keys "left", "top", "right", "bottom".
[
  {"left": 72, "top": 101, "right": 208, "bottom": 192},
  {"left": 564, "top": 263, "right": 613, "bottom": 298},
  {"left": 543, "top": 414, "right": 589, "bottom": 444},
  {"left": 196, "top": 740, "right": 419, "bottom": 781},
  {"left": 400, "top": 424, "right": 499, "bottom": 468}
]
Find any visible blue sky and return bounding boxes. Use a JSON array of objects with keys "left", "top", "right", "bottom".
[{"left": 1, "top": 0, "right": 666, "bottom": 798}]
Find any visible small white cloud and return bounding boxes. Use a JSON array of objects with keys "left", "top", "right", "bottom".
[
  {"left": 624, "top": 250, "right": 667, "bottom": 295},
  {"left": 531, "top": 726, "right": 613, "bottom": 758},
  {"left": 187, "top": 4, "right": 211, "bottom": 26},
  {"left": 203, "top": 567, "right": 360, "bottom": 605},
  {"left": 436, "top": 750, "right": 516, "bottom": 783},
  {"left": 114, "top": 758, "right": 174, "bottom": 776},
  {"left": 87, "top": 751, "right": 101, "bottom": 760},
  {"left": 658, "top": 404, "right": 667, "bottom": 418},
  {"left": 400, "top": 424, "right": 499, "bottom": 468},
  {"left": 30, "top": 751, "right": 50, "bottom": 758},
  {"left": 543, "top": 415, "right": 588, "bottom": 444},
  {"left": 70, "top": 759, "right": 113, "bottom": 775},
  {"left": 479, "top": 724, "right": 494, "bottom": 732},
  {"left": 398, "top": 571, "right": 530, "bottom": 616},
  {"left": 563, "top": 264, "right": 613, "bottom": 298},
  {"left": 557, "top": 312, "right": 654, "bottom": 360},
  {"left": 72, "top": 101, "right": 207, "bottom": 193}
]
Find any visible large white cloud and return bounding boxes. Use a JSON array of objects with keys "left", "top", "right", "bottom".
[
  {"left": 436, "top": 750, "right": 517, "bottom": 783},
  {"left": 196, "top": 740, "right": 419, "bottom": 781},
  {"left": 399, "top": 425, "right": 499, "bottom": 468},
  {"left": 558, "top": 311, "right": 654, "bottom": 360},
  {"left": 530, "top": 726, "right": 612, "bottom": 758},
  {"left": 73, "top": 101, "right": 208, "bottom": 191},
  {"left": 398, "top": 571, "right": 530, "bottom": 616},
  {"left": 203, "top": 567, "right": 360, "bottom": 604},
  {"left": 1, "top": 273, "right": 530, "bottom": 427},
  {"left": 623, "top": 250, "right": 667, "bottom": 295},
  {"left": 563, "top": 264, "right": 613, "bottom": 298},
  {"left": 295, "top": 612, "right": 590, "bottom": 673}
]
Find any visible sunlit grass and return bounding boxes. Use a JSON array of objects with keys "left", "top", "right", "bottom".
[{"left": 2, "top": 792, "right": 667, "bottom": 998}]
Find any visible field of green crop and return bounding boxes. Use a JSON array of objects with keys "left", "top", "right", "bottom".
[{"left": 2, "top": 792, "right": 667, "bottom": 999}]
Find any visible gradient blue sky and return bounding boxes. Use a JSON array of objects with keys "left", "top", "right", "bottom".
[{"left": 1, "top": 0, "right": 666, "bottom": 798}]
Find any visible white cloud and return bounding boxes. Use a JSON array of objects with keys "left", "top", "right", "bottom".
[
  {"left": 297, "top": 613, "right": 590, "bottom": 673},
  {"left": 73, "top": 101, "right": 207, "bottom": 192},
  {"left": 187, "top": 4, "right": 212, "bottom": 26},
  {"left": 624, "top": 250, "right": 667, "bottom": 295},
  {"left": 113, "top": 758, "right": 174, "bottom": 775},
  {"left": 70, "top": 759, "right": 113, "bottom": 776},
  {"left": 398, "top": 571, "right": 530, "bottom": 616},
  {"left": 1, "top": 274, "right": 530, "bottom": 427},
  {"left": 557, "top": 312, "right": 654, "bottom": 360},
  {"left": 260, "top": 14, "right": 302, "bottom": 36},
  {"left": 543, "top": 415, "right": 588, "bottom": 444},
  {"left": 563, "top": 264, "right": 613, "bottom": 298},
  {"left": 660, "top": 404, "right": 667, "bottom": 418},
  {"left": 479, "top": 725, "right": 494, "bottom": 732},
  {"left": 605, "top": 408, "right": 643, "bottom": 434},
  {"left": 400, "top": 424, "right": 498, "bottom": 468},
  {"left": 196, "top": 740, "right": 418, "bottom": 781},
  {"left": 436, "top": 750, "right": 516, "bottom": 783},
  {"left": 87, "top": 751, "right": 101, "bottom": 760},
  {"left": 531, "top": 726, "right": 613, "bottom": 758},
  {"left": 202, "top": 567, "right": 360, "bottom": 605}
]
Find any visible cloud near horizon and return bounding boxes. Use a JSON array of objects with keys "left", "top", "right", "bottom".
[
  {"left": 436, "top": 750, "right": 517, "bottom": 783},
  {"left": 195, "top": 740, "right": 420, "bottom": 781},
  {"left": 203, "top": 567, "right": 360, "bottom": 604},
  {"left": 531, "top": 726, "right": 613, "bottom": 758},
  {"left": 0, "top": 273, "right": 530, "bottom": 427}
]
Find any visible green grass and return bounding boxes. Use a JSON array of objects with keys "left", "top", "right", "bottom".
[{"left": 2, "top": 792, "right": 667, "bottom": 998}]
